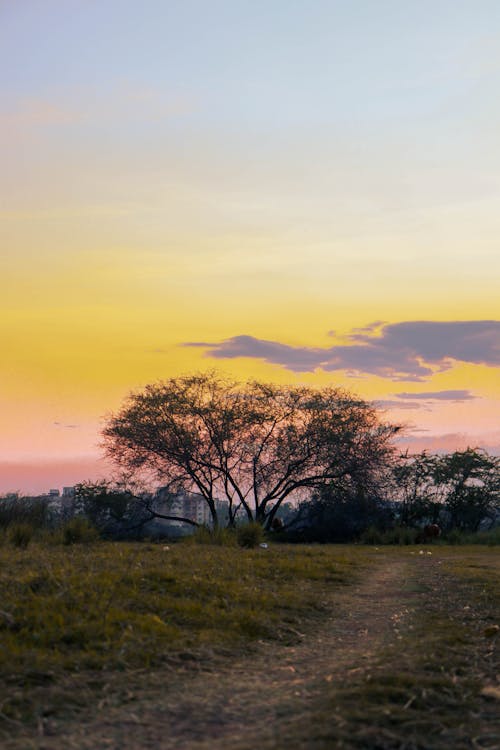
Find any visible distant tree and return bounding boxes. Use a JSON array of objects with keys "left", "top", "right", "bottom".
[
  {"left": 73, "top": 481, "right": 151, "bottom": 538},
  {"left": 435, "top": 449, "right": 500, "bottom": 532},
  {"left": 74, "top": 480, "right": 206, "bottom": 537},
  {"left": 285, "top": 461, "right": 395, "bottom": 542},
  {"left": 103, "top": 372, "right": 400, "bottom": 529},
  {"left": 391, "top": 452, "right": 445, "bottom": 526},
  {"left": 391, "top": 448, "right": 500, "bottom": 532}
]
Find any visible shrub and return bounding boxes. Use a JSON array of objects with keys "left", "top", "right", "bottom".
[
  {"left": 62, "top": 517, "right": 99, "bottom": 545},
  {"left": 444, "top": 528, "right": 464, "bottom": 545},
  {"left": 444, "top": 527, "right": 500, "bottom": 546},
  {"left": 360, "top": 526, "right": 419, "bottom": 545},
  {"left": 9, "top": 523, "right": 34, "bottom": 549},
  {"left": 359, "top": 526, "right": 383, "bottom": 545},
  {"left": 236, "top": 522, "right": 264, "bottom": 549},
  {"left": 187, "top": 525, "right": 237, "bottom": 546},
  {"left": 0, "top": 496, "right": 51, "bottom": 530}
]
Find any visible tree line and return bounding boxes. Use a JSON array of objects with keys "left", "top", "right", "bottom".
[{"left": 2, "top": 373, "right": 499, "bottom": 541}]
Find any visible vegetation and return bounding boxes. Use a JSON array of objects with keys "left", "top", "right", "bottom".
[
  {"left": 1, "top": 542, "right": 498, "bottom": 749},
  {"left": 0, "top": 494, "right": 52, "bottom": 530},
  {"left": 236, "top": 521, "right": 265, "bottom": 548},
  {"left": 284, "top": 448, "right": 499, "bottom": 543},
  {"left": 0, "top": 539, "right": 362, "bottom": 735},
  {"left": 393, "top": 448, "right": 499, "bottom": 532},
  {"left": 73, "top": 480, "right": 151, "bottom": 538},
  {"left": 267, "top": 548, "right": 500, "bottom": 750},
  {"left": 102, "top": 371, "right": 399, "bottom": 529}
]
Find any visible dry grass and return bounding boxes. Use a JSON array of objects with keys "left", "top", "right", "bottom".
[
  {"left": 266, "top": 547, "right": 500, "bottom": 750},
  {"left": 0, "top": 539, "right": 362, "bottom": 735}
]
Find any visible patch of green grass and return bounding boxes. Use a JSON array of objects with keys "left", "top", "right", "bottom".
[{"left": 0, "top": 541, "right": 365, "bottom": 733}]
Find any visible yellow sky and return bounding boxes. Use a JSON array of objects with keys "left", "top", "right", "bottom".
[{"left": 1, "top": 2, "right": 499, "bottom": 491}]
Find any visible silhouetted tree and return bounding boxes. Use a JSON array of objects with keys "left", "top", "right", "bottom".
[
  {"left": 391, "top": 448, "right": 499, "bottom": 532},
  {"left": 436, "top": 449, "right": 499, "bottom": 531},
  {"left": 103, "top": 372, "right": 400, "bottom": 529}
]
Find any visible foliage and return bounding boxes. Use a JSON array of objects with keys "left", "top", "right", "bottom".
[
  {"left": 360, "top": 525, "right": 419, "bottom": 545},
  {"left": 61, "top": 517, "right": 100, "bottom": 545},
  {"left": 393, "top": 448, "right": 499, "bottom": 532},
  {"left": 187, "top": 525, "right": 237, "bottom": 546},
  {"left": 103, "top": 372, "right": 399, "bottom": 529},
  {"left": 391, "top": 451, "right": 444, "bottom": 525},
  {"left": 236, "top": 522, "right": 265, "bottom": 548},
  {"left": 287, "top": 476, "right": 394, "bottom": 542},
  {"left": 0, "top": 495, "right": 52, "bottom": 530},
  {"left": 443, "top": 526, "right": 500, "bottom": 546},
  {"left": 8, "top": 522, "right": 34, "bottom": 548},
  {"left": 436, "top": 448, "right": 499, "bottom": 531},
  {"left": 73, "top": 481, "right": 151, "bottom": 539}
]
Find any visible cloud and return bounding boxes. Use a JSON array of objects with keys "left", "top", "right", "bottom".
[
  {"left": 373, "top": 400, "right": 425, "bottom": 410},
  {"left": 393, "top": 390, "right": 476, "bottom": 401},
  {"left": 184, "top": 320, "right": 500, "bottom": 381}
]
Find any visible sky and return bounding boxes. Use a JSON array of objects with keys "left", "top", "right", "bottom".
[{"left": 1, "top": 0, "right": 499, "bottom": 493}]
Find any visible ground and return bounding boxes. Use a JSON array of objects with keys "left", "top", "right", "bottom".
[{"left": 1, "top": 546, "right": 499, "bottom": 749}]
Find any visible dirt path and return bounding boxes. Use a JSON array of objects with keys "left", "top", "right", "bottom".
[{"left": 30, "top": 554, "right": 425, "bottom": 750}]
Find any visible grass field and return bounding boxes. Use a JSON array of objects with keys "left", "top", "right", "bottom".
[
  {"left": 0, "top": 541, "right": 362, "bottom": 729},
  {"left": 0, "top": 541, "right": 498, "bottom": 749}
]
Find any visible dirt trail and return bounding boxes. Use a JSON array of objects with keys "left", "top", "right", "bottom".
[{"left": 31, "top": 554, "right": 424, "bottom": 750}]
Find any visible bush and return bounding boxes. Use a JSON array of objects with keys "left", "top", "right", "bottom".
[
  {"left": 61, "top": 517, "right": 99, "bottom": 545},
  {"left": 0, "top": 496, "right": 51, "bottom": 530},
  {"left": 9, "top": 523, "right": 34, "bottom": 549},
  {"left": 444, "top": 527, "right": 500, "bottom": 546},
  {"left": 360, "top": 526, "right": 419, "bottom": 545},
  {"left": 187, "top": 525, "right": 237, "bottom": 546},
  {"left": 236, "top": 522, "right": 264, "bottom": 549},
  {"left": 444, "top": 528, "right": 464, "bottom": 545}
]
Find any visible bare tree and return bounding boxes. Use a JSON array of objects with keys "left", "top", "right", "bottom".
[{"left": 103, "top": 372, "right": 400, "bottom": 529}]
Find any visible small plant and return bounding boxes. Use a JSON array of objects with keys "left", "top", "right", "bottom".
[
  {"left": 62, "top": 517, "right": 99, "bottom": 545},
  {"left": 236, "top": 522, "right": 264, "bottom": 549},
  {"left": 9, "top": 523, "right": 34, "bottom": 549}
]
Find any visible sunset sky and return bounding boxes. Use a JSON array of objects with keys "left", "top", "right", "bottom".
[{"left": 1, "top": 1, "right": 499, "bottom": 493}]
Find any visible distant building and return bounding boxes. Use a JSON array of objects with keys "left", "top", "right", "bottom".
[
  {"left": 153, "top": 488, "right": 212, "bottom": 528},
  {"left": 143, "top": 488, "right": 231, "bottom": 536}
]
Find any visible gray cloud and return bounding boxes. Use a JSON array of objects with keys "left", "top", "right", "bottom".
[
  {"left": 184, "top": 320, "right": 500, "bottom": 382},
  {"left": 393, "top": 390, "right": 476, "bottom": 401},
  {"left": 373, "top": 399, "right": 425, "bottom": 410}
]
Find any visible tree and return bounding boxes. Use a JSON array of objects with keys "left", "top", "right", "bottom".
[
  {"left": 73, "top": 481, "right": 151, "bottom": 538},
  {"left": 435, "top": 449, "right": 500, "bottom": 532},
  {"left": 288, "top": 476, "right": 395, "bottom": 543},
  {"left": 391, "top": 448, "right": 500, "bottom": 532},
  {"left": 391, "top": 451, "right": 446, "bottom": 526},
  {"left": 103, "top": 372, "right": 400, "bottom": 529}
]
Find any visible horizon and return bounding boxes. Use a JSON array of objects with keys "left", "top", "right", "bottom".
[{"left": 2, "top": 1, "right": 499, "bottom": 494}]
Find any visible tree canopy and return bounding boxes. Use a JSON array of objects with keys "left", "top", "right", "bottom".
[
  {"left": 392, "top": 448, "right": 500, "bottom": 531},
  {"left": 103, "top": 372, "right": 399, "bottom": 528}
]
